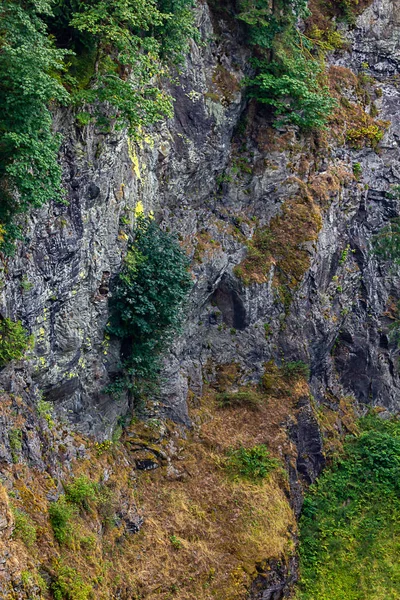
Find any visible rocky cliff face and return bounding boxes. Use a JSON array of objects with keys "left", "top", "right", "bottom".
[{"left": 1, "top": 0, "right": 400, "bottom": 598}]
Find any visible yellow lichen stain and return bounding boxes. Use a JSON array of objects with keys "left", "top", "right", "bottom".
[{"left": 127, "top": 138, "right": 141, "bottom": 180}]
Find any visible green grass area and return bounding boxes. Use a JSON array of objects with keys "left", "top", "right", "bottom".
[{"left": 296, "top": 414, "right": 400, "bottom": 600}]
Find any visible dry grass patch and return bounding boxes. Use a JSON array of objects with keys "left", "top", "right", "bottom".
[{"left": 235, "top": 187, "right": 322, "bottom": 290}]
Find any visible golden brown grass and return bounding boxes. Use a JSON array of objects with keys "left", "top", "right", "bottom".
[{"left": 0, "top": 363, "right": 307, "bottom": 600}]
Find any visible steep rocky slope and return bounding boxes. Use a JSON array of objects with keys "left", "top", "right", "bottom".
[{"left": 1, "top": 0, "right": 400, "bottom": 598}]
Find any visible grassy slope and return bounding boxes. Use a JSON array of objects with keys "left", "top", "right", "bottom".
[{"left": 296, "top": 414, "right": 400, "bottom": 600}]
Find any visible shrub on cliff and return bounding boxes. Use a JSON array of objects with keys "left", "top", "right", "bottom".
[
  {"left": 238, "top": 0, "right": 336, "bottom": 129},
  {"left": 0, "top": 318, "right": 32, "bottom": 366},
  {"left": 226, "top": 444, "right": 280, "bottom": 482},
  {"left": 0, "top": 0, "right": 69, "bottom": 252},
  {"left": 107, "top": 215, "right": 192, "bottom": 397}
]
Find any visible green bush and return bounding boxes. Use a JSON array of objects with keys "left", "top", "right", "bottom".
[
  {"left": 282, "top": 360, "right": 310, "bottom": 381},
  {"left": 49, "top": 497, "right": 76, "bottom": 544},
  {"left": 52, "top": 564, "right": 92, "bottom": 600},
  {"left": 0, "top": 0, "right": 69, "bottom": 251},
  {"left": 237, "top": 0, "right": 336, "bottom": 130},
  {"left": 107, "top": 215, "right": 192, "bottom": 397},
  {"left": 297, "top": 415, "right": 400, "bottom": 599},
  {"left": 226, "top": 444, "right": 280, "bottom": 482},
  {"left": 247, "top": 37, "right": 336, "bottom": 130},
  {"left": 9, "top": 428, "right": 23, "bottom": 463},
  {"left": 0, "top": 319, "right": 32, "bottom": 366},
  {"left": 12, "top": 509, "right": 37, "bottom": 547},
  {"left": 373, "top": 217, "right": 400, "bottom": 265},
  {"left": 64, "top": 476, "right": 98, "bottom": 509},
  {"left": 37, "top": 396, "right": 55, "bottom": 428}
]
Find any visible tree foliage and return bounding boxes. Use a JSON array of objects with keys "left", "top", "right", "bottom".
[
  {"left": 373, "top": 217, "right": 400, "bottom": 265},
  {"left": 0, "top": 0, "right": 69, "bottom": 250},
  {"left": 238, "top": 0, "right": 336, "bottom": 129},
  {"left": 0, "top": 0, "right": 195, "bottom": 249},
  {"left": 297, "top": 415, "right": 400, "bottom": 599},
  {"left": 107, "top": 216, "right": 192, "bottom": 396}
]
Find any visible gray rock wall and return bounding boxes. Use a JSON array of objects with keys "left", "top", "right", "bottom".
[{"left": 1, "top": 0, "right": 400, "bottom": 441}]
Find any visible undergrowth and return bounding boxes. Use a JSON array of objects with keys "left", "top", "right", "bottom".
[
  {"left": 297, "top": 413, "right": 400, "bottom": 599},
  {"left": 226, "top": 445, "right": 280, "bottom": 483},
  {"left": 0, "top": 318, "right": 32, "bottom": 366},
  {"left": 106, "top": 215, "right": 192, "bottom": 401}
]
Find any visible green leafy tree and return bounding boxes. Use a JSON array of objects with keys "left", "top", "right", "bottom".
[
  {"left": 107, "top": 215, "right": 192, "bottom": 396},
  {"left": 51, "top": 0, "right": 196, "bottom": 134},
  {"left": 0, "top": 0, "right": 69, "bottom": 250},
  {"left": 237, "top": 0, "right": 336, "bottom": 129},
  {"left": 238, "top": 0, "right": 308, "bottom": 49},
  {"left": 155, "top": 0, "right": 196, "bottom": 62}
]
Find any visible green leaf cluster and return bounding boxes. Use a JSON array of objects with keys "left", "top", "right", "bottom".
[
  {"left": 0, "top": 318, "right": 32, "bottom": 366},
  {"left": 0, "top": 0, "right": 195, "bottom": 249},
  {"left": 226, "top": 444, "right": 280, "bottom": 482},
  {"left": 238, "top": 0, "right": 336, "bottom": 129},
  {"left": 297, "top": 415, "right": 400, "bottom": 599},
  {"left": 107, "top": 215, "right": 192, "bottom": 397},
  {"left": 0, "top": 0, "right": 69, "bottom": 250}
]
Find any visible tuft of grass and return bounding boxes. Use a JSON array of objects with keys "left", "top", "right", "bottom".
[
  {"left": 225, "top": 445, "right": 280, "bottom": 483},
  {"left": 12, "top": 509, "right": 37, "bottom": 547},
  {"left": 282, "top": 361, "right": 310, "bottom": 381},
  {"left": 49, "top": 497, "right": 76, "bottom": 545},
  {"left": 235, "top": 193, "right": 322, "bottom": 295},
  {"left": 64, "top": 476, "right": 98, "bottom": 510},
  {"left": 216, "top": 388, "right": 263, "bottom": 410}
]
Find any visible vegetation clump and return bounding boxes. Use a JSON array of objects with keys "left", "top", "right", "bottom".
[
  {"left": 0, "top": 0, "right": 195, "bottom": 250},
  {"left": 12, "top": 508, "right": 37, "bottom": 547},
  {"left": 373, "top": 218, "right": 400, "bottom": 265},
  {"left": 64, "top": 476, "right": 98, "bottom": 510},
  {"left": 282, "top": 360, "right": 310, "bottom": 381},
  {"left": 0, "top": 318, "right": 32, "bottom": 366},
  {"left": 107, "top": 215, "right": 192, "bottom": 399},
  {"left": 235, "top": 194, "right": 322, "bottom": 293},
  {"left": 216, "top": 388, "right": 263, "bottom": 410},
  {"left": 238, "top": 0, "right": 336, "bottom": 129},
  {"left": 226, "top": 444, "right": 280, "bottom": 483},
  {"left": 297, "top": 414, "right": 400, "bottom": 599},
  {"left": 9, "top": 428, "right": 23, "bottom": 463},
  {"left": 49, "top": 497, "right": 77, "bottom": 545},
  {"left": 51, "top": 563, "right": 93, "bottom": 600}
]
